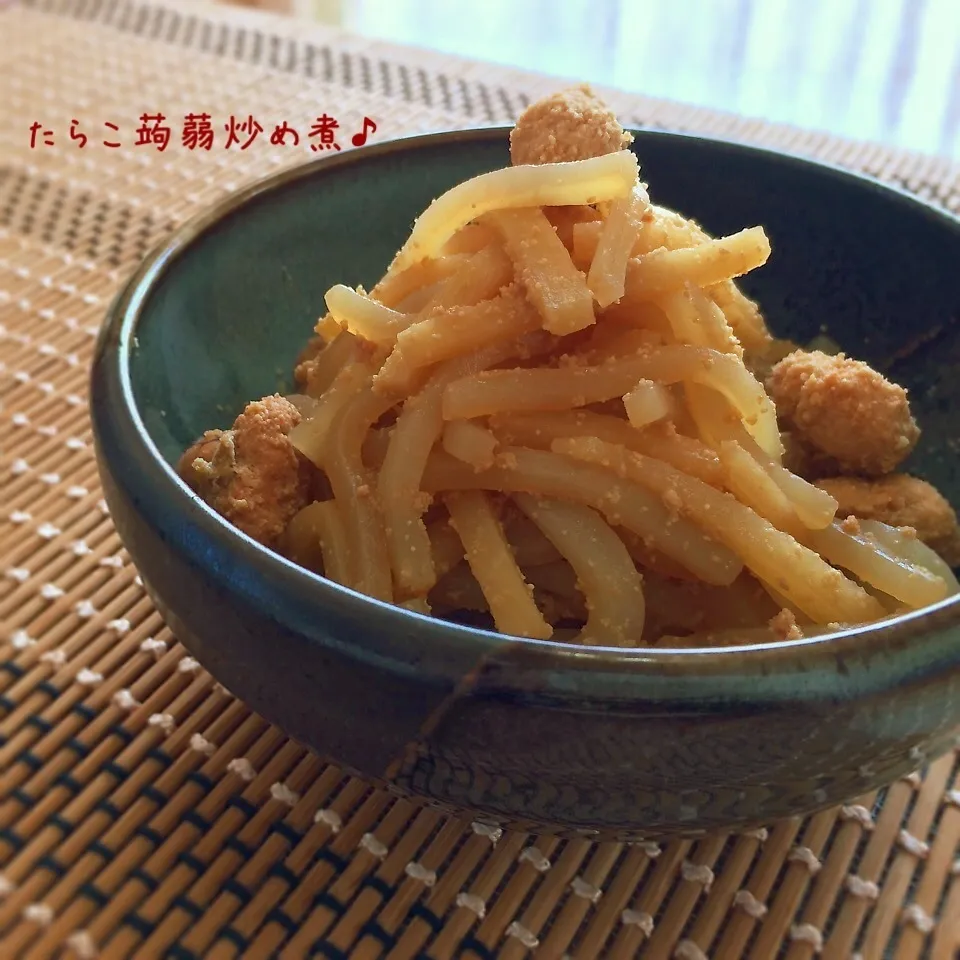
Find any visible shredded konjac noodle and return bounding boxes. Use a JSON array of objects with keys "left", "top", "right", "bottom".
[{"left": 178, "top": 85, "right": 960, "bottom": 648}]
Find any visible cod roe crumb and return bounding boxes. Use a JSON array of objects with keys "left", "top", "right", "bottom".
[
  {"left": 178, "top": 394, "right": 310, "bottom": 548},
  {"left": 510, "top": 84, "right": 634, "bottom": 166},
  {"left": 767, "top": 349, "right": 919, "bottom": 476}
]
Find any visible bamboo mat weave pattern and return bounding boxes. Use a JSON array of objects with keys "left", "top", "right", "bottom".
[{"left": 1, "top": 3, "right": 960, "bottom": 957}]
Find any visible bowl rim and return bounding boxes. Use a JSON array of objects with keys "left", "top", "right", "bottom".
[{"left": 92, "top": 124, "right": 960, "bottom": 694}]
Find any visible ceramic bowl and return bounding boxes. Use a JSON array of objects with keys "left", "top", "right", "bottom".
[{"left": 90, "top": 128, "right": 960, "bottom": 839}]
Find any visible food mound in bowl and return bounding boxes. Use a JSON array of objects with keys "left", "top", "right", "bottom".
[{"left": 177, "top": 86, "right": 960, "bottom": 648}]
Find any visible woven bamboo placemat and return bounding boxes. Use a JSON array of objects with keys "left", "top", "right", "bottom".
[{"left": 2, "top": 2, "right": 959, "bottom": 957}]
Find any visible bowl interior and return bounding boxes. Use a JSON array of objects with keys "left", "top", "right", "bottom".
[{"left": 128, "top": 129, "right": 960, "bottom": 506}]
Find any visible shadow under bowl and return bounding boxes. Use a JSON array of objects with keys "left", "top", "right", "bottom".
[{"left": 90, "top": 128, "right": 960, "bottom": 840}]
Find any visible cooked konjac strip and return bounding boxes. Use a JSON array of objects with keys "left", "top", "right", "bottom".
[{"left": 178, "top": 84, "right": 959, "bottom": 648}]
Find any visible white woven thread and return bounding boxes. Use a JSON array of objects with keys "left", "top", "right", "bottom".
[
  {"left": 112, "top": 689, "right": 140, "bottom": 710},
  {"left": 360, "top": 834, "right": 388, "bottom": 859},
  {"left": 621, "top": 909, "right": 654, "bottom": 936},
  {"left": 314, "top": 809, "right": 342, "bottom": 833},
  {"left": 733, "top": 889, "right": 767, "bottom": 918},
  {"left": 405, "top": 862, "right": 438, "bottom": 886},
  {"left": 898, "top": 830, "right": 930, "bottom": 858},
  {"left": 23, "top": 903, "right": 54, "bottom": 926},
  {"left": 845, "top": 875, "right": 879, "bottom": 900},
  {"left": 140, "top": 637, "right": 167, "bottom": 657},
  {"left": 471, "top": 821, "right": 502, "bottom": 844},
  {"left": 787, "top": 846, "right": 822, "bottom": 874},
  {"left": 66, "top": 931, "right": 98, "bottom": 959},
  {"left": 10, "top": 630, "right": 36, "bottom": 650},
  {"left": 681, "top": 861, "right": 715, "bottom": 891},
  {"left": 789, "top": 923, "right": 823, "bottom": 952},
  {"left": 674, "top": 939, "right": 708, "bottom": 960},
  {"left": 570, "top": 876, "right": 602, "bottom": 903},
  {"left": 147, "top": 713, "right": 175, "bottom": 734},
  {"left": 518, "top": 847, "right": 551, "bottom": 872},
  {"left": 227, "top": 758, "right": 256, "bottom": 781},
  {"left": 270, "top": 783, "right": 300, "bottom": 806},
  {"left": 901, "top": 903, "right": 935, "bottom": 933},
  {"left": 505, "top": 921, "right": 539, "bottom": 949},
  {"left": 840, "top": 805, "right": 875, "bottom": 829},
  {"left": 189, "top": 734, "right": 216, "bottom": 756},
  {"left": 455, "top": 892, "right": 486, "bottom": 918}
]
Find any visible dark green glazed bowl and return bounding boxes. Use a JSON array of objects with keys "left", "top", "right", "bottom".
[{"left": 90, "top": 128, "right": 960, "bottom": 840}]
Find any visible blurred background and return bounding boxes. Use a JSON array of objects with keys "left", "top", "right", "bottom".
[{"left": 224, "top": 0, "right": 960, "bottom": 160}]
